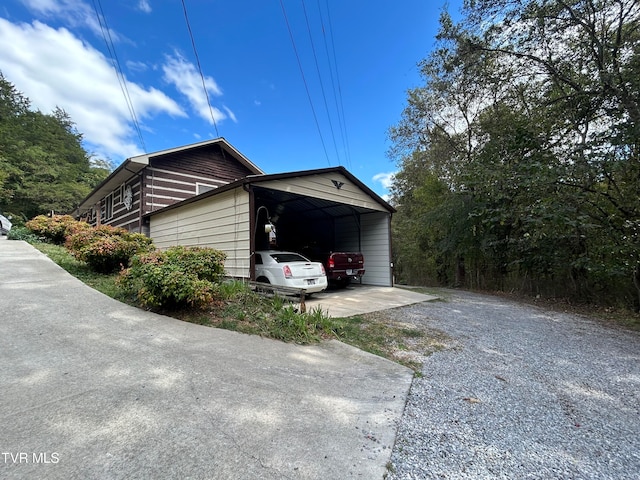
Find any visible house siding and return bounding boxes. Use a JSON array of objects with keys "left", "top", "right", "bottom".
[
  {"left": 257, "top": 173, "right": 389, "bottom": 212},
  {"left": 150, "top": 187, "right": 251, "bottom": 279},
  {"left": 84, "top": 179, "right": 143, "bottom": 231},
  {"left": 85, "top": 142, "right": 257, "bottom": 232},
  {"left": 359, "top": 212, "right": 393, "bottom": 286},
  {"left": 151, "top": 144, "right": 256, "bottom": 183}
]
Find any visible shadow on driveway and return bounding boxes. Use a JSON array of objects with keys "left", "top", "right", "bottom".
[{"left": 0, "top": 239, "right": 413, "bottom": 479}]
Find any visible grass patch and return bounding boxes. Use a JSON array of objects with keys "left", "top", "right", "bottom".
[
  {"left": 28, "top": 241, "right": 448, "bottom": 370},
  {"left": 198, "top": 283, "right": 341, "bottom": 344},
  {"left": 327, "top": 311, "right": 451, "bottom": 371},
  {"left": 33, "top": 242, "right": 124, "bottom": 300}
]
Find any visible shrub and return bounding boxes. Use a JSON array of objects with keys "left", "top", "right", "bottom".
[
  {"left": 118, "top": 246, "right": 227, "bottom": 309},
  {"left": 7, "top": 226, "right": 40, "bottom": 243},
  {"left": 25, "top": 215, "right": 90, "bottom": 244},
  {"left": 66, "top": 225, "right": 154, "bottom": 273}
]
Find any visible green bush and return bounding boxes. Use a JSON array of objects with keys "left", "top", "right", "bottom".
[
  {"left": 66, "top": 225, "right": 154, "bottom": 273},
  {"left": 118, "top": 246, "right": 227, "bottom": 309},
  {"left": 25, "top": 214, "right": 90, "bottom": 244},
  {"left": 6, "top": 226, "right": 40, "bottom": 243}
]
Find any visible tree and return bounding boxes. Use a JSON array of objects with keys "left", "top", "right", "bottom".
[
  {"left": 389, "top": 0, "right": 640, "bottom": 308},
  {"left": 0, "top": 72, "right": 110, "bottom": 221}
]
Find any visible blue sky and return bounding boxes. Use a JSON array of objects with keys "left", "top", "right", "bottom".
[{"left": 0, "top": 0, "right": 462, "bottom": 199}]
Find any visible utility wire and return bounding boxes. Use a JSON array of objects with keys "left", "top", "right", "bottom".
[
  {"left": 92, "top": 0, "right": 146, "bottom": 153},
  {"left": 180, "top": 0, "right": 219, "bottom": 137},
  {"left": 322, "top": 0, "right": 351, "bottom": 169},
  {"left": 301, "top": 0, "right": 341, "bottom": 165},
  {"left": 279, "top": 0, "right": 331, "bottom": 166},
  {"left": 317, "top": 0, "right": 351, "bottom": 169}
]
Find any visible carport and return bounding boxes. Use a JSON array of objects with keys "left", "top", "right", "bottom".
[{"left": 149, "top": 166, "right": 396, "bottom": 286}]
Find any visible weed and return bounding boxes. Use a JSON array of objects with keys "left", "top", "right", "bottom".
[
  {"left": 7, "top": 226, "right": 41, "bottom": 243},
  {"left": 31, "top": 241, "right": 449, "bottom": 368}
]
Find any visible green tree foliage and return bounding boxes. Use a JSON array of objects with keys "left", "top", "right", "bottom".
[
  {"left": 0, "top": 72, "right": 110, "bottom": 220},
  {"left": 390, "top": 0, "right": 640, "bottom": 309}
]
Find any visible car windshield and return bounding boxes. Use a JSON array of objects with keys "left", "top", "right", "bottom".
[{"left": 269, "top": 253, "right": 309, "bottom": 263}]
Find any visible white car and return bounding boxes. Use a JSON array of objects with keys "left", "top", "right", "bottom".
[
  {"left": 255, "top": 250, "right": 328, "bottom": 294},
  {"left": 0, "top": 214, "right": 12, "bottom": 236}
]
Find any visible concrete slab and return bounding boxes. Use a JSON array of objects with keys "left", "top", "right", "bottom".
[
  {"left": 307, "top": 285, "right": 438, "bottom": 318},
  {"left": 0, "top": 239, "right": 413, "bottom": 479}
]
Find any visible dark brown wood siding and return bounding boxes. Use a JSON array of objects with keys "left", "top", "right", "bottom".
[
  {"left": 83, "top": 143, "right": 255, "bottom": 233},
  {"left": 150, "top": 143, "right": 256, "bottom": 182},
  {"left": 85, "top": 178, "right": 143, "bottom": 232}
]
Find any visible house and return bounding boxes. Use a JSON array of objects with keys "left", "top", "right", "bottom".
[
  {"left": 75, "top": 139, "right": 396, "bottom": 286},
  {"left": 73, "top": 138, "right": 263, "bottom": 235}
]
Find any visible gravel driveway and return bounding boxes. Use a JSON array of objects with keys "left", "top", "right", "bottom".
[{"left": 385, "top": 290, "right": 640, "bottom": 480}]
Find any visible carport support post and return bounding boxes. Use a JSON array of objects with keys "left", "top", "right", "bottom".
[{"left": 246, "top": 183, "right": 256, "bottom": 281}]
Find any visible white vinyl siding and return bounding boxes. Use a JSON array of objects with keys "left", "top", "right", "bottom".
[
  {"left": 258, "top": 173, "right": 388, "bottom": 213},
  {"left": 359, "top": 212, "right": 392, "bottom": 286},
  {"left": 150, "top": 188, "right": 251, "bottom": 278}
]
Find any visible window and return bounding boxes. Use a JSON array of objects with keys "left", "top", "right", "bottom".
[
  {"left": 197, "top": 183, "right": 217, "bottom": 195},
  {"left": 102, "top": 193, "right": 114, "bottom": 221}
]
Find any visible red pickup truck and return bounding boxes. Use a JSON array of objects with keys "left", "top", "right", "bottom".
[{"left": 323, "top": 252, "right": 365, "bottom": 287}]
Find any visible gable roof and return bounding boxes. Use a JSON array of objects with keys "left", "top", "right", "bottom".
[
  {"left": 73, "top": 138, "right": 263, "bottom": 215},
  {"left": 146, "top": 166, "right": 396, "bottom": 217},
  {"left": 246, "top": 166, "right": 395, "bottom": 213}
]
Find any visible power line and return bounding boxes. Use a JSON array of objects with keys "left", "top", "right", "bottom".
[
  {"left": 301, "top": 0, "right": 341, "bottom": 165},
  {"left": 279, "top": 0, "right": 331, "bottom": 166},
  {"left": 180, "top": 0, "right": 219, "bottom": 137},
  {"left": 92, "top": 0, "right": 146, "bottom": 153},
  {"left": 321, "top": 0, "right": 352, "bottom": 169}
]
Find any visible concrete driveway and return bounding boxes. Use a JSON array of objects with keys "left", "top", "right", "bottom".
[
  {"left": 309, "top": 284, "right": 438, "bottom": 318},
  {"left": 0, "top": 239, "right": 416, "bottom": 479}
]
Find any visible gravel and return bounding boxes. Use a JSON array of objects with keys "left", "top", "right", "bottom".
[{"left": 385, "top": 289, "right": 640, "bottom": 480}]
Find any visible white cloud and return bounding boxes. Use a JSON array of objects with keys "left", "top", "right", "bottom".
[
  {"left": 162, "top": 52, "right": 228, "bottom": 126},
  {"left": 372, "top": 172, "right": 396, "bottom": 189},
  {"left": 137, "top": 1, "right": 151, "bottom": 14},
  {"left": 126, "top": 60, "right": 148, "bottom": 73},
  {"left": 19, "top": 0, "right": 119, "bottom": 41},
  {"left": 0, "top": 18, "right": 186, "bottom": 160},
  {"left": 223, "top": 105, "right": 237, "bottom": 123}
]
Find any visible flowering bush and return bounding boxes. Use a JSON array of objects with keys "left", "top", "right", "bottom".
[
  {"left": 26, "top": 215, "right": 90, "bottom": 244},
  {"left": 65, "top": 225, "right": 154, "bottom": 273},
  {"left": 118, "top": 246, "right": 227, "bottom": 309}
]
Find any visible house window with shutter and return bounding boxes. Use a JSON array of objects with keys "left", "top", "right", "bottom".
[{"left": 102, "top": 193, "right": 114, "bottom": 221}]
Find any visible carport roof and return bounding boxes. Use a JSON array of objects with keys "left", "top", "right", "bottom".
[{"left": 145, "top": 166, "right": 396, "bottom": 218}]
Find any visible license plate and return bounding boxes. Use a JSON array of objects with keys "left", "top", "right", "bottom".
[
  {"left": 346, "top": 269, "right": 354, "bottom": 275},
  {"left": 307, "top": 279, "right": 316, "bottom": 285}
]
